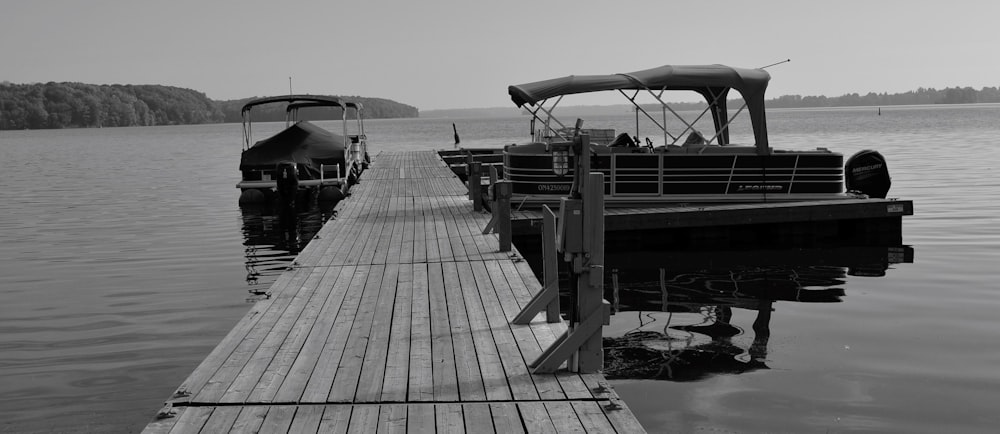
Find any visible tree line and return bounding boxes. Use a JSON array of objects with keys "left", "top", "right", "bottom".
[
  {"left": 766, "top": 86, "right": 1000, "bottom": 108},
  {"left": 216, "top": 96, "right": 418, "bottom": 123},
  {"left": 0, "top": 82, "right": 419, "bottom": 130},
  {"left": 626, "top": 85, "right": 1000, "bottom": 113}
]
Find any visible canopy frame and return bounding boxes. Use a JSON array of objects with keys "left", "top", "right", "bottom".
[
  {"left": 508, "top": 64, "right": 771, "bottom": 153},
  {"left": 240, "top": 95, "right": 368, "bottom": 171}
]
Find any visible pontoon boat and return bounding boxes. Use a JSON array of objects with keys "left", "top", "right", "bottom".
[
  {"left": 237, "top": 95, "right": 370, "bottom": 206},
  {"left": 503, "top": 64, "right": 890, "bottom": 208}
]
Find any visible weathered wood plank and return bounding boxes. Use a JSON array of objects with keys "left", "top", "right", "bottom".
[
  {"left": 484, "top": 261, "right": 565, "bottom": 401},
  {"left": 427, "top": 262, "right": 460, "bottom": 401},
  {"left": 249, "top": 265, "right": 347, "bottom": 403},
  {"left": 163, "top": 406, "right": 210, "bottom": 434},
  {"left": 408, "top": 263, "right": 434, "bottom": 401},
  {"left": 299, "top": 266, "right": 367, "bottom": 402},
  {"left": 329, "top": 264, "right": 386, "bottom": 402},
  {"left": 571, "top": 401, "right": 617, "bottom": 433},
  {"left": 407, "top": 404, "right": 436, "bottom": 432},
  {"left": 381, "top": 263, "right": 413, "bottom": 402},
  {"left": 272, "top": 265, "right": 354, "bottom": 403},
  {"left": 219, "top": 266, "right": 327, "bottom": 403},
  {"left": 286, "top": 405, "right": 324, "bottom": 434},
  {"left": 355, "top": 263, "right": 400, "bottom": 401},
  {"left": 197, "top": 406, "right": 240, "bottom": 433},
  {"left": 377, "top": 404, "right": 408, "bottom": 434},
  {"left": 347, "top": 405, "right": 380, "bottom": 433},
  {"left": 470, "top": 260, "right": 540, "bottom": 401},
  {"left": 517, "top": 403, "right": 557, "bottom": 434},
  {"left": 455, "top": 261, "right": 511, "bottom": 402},
  {"left": 178, "top": 267, "right": 311, "bottom": 403},
  {"left": 462, "top": 403, "right": 495, "bottom": 434},
  {"left": 436, "top": 404, "right": 466, "bottom": 434},
  {"left": 256, "top": 405, "right": 296, "bottom": 434},
  {"left": 442, "top": 261, "right": 487, "bottom": 401},
  {"left": 317, "top": 406, "right": 352, "bottom": 434},
  {"left": 228, "top": 406, "right": 268, "bottom": 433},
  {"left": 489, "top": 403, "right": 526, "bottom": 434},
  {"left": 544, "top": 401, "right": 586, "bottom": 433}
]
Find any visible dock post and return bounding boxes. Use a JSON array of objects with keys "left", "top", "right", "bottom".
[
  {"left": 524, "top": 135, "right": 610, "bottom": 374},
  {"left": 482, "top": 167, "right": 499, "bottom": 233},
  {"left": 488, "top": 165, "right": 499, "bottom": 200},
  {"left": 496, "top": 180, "right": 512, "bottom": 251},
  {"left": 467, "top": 161, "right": 482, "bottom": 211},
  {"left": 481, "top": 178, "right": 512, "bottom": 251},
  {"left": 482, "top": 167, "right": 512, "bottom": 253},
  {"left": 512, "top": 204, "right": 561, "bottom": 324}
]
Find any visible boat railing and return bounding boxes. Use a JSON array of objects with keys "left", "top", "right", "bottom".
[{"left": 319, "top": 163, "right": 342, "bottom": 185}]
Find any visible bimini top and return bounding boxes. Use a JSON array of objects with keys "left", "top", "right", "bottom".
[
  {"left": 241, "top": 94, "right": 348, "bottom": 115},
  {"left": 508, "top": 64, "right": 769, "bottom": 107},
  {"left": 508, "top": 64, "right": 771, "bottom": 150}
]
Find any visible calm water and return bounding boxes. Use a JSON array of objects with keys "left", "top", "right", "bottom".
[{"left": 1, "top": 105, "right": 998, "bottom": 433}]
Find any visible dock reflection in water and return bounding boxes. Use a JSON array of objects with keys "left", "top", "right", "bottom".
[
  {"left": 598, "top": 246, "right": 913, "bottom": 382},
  {"left": 239, "top": 201, "right": 334, "bottom": 290}
]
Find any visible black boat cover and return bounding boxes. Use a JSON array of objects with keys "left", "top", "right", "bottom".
[{"left": 239, "top": 120, "right": 346, "bottom": 178}]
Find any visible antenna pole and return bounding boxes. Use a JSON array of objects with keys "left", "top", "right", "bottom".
[
  {"left": 288, "top": 77, "right": 293, "bottom": 95},
  {"left": 759, "top": 59, "right": 791, "bottom": 69}
]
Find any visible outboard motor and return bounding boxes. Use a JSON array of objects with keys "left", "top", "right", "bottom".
[
  {"left": 845, "top": 150, "right": 891, "bottom": 198},
  {"left": 275, "top": 161, "right": 299, "bottom": 217}
]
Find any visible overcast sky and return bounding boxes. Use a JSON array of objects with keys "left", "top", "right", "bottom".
[{"left": 2, "top": 0, "right": 997, "bottom": 110}]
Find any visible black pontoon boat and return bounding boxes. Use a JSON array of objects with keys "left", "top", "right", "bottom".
[
  {"left": 237, "top": 95, "right": 370, "bottom": 206},
  {"left": 504, "top": 64, "right": 890, "bottom": 208}
]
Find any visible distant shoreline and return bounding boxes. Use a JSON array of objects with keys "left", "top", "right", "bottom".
[{"left": 421, "top": 101, "right": 1000, "bottom": 119}]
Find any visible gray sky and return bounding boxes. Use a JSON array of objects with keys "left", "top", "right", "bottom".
[{"left": 2, "top": 0, "right": 997, "bottom": 110}]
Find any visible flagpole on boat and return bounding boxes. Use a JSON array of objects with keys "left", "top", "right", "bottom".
[{"left": 759, "top": 59, "right": 791, "bottom": 69}]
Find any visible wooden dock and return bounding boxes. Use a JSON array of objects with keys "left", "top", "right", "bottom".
[{"left": 143, "top": 151, "right": 645, "bottom": 433}]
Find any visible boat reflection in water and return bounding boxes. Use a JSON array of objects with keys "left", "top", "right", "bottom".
[
  {"left": 239, "top": 200, "right": 335, "bottom": 291},
  {"left": 598, "top": 246, "right": 913, "bottom": 382}
]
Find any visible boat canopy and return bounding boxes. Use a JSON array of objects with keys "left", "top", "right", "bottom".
[
  {"left": 241, "top": 94, "right": 348, "bottom": 115},
  {"left": 508, "top": 64, "right": 771, "bottom": 150}
]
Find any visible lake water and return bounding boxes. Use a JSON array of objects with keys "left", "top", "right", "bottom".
[{"left": 1, "top": 105, "right": 998, "bottom": 433}]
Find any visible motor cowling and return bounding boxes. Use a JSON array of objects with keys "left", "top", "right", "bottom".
[
  {"left": 845, "top": 150, "right": 891, "bottom": 198},
  {"left": 275, "top": 161, "right": 299, "bottom": 206}
]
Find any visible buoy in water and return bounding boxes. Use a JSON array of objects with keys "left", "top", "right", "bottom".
[
  {"left": 238, "top": 188, "right": 266, "bottom": 206},
  {"left": 319, "top": 185, "right": 345, "bottom": 204}
]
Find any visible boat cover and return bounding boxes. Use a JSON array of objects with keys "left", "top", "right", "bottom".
[
  {"left": 239, "top": 120, "right": 346, "bottom": 178},
  {"left": 509, "top": 64, "right": 771, "bottom": 149},
  {"left": 241, "top": 94, "right": 346, "bottom": 115}
]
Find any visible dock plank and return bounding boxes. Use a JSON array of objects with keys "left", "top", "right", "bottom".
[
  {"left": 408, "top": 263, "right": 435, "bottom": 401},
  {"left": 456, "top": 261, "right": 513, "bottom": 402},
  {"left": 329, "top": 264, "right": 385, "bottom": 402}
]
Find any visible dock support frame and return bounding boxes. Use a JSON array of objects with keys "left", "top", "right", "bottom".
[{"left": 514, "top": 134, "right": 610, "bottom": 374}]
